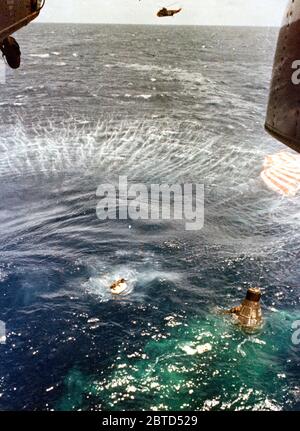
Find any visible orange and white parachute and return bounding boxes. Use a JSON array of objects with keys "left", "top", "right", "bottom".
[{"left": 261, "top": 151, "right": 300, "bottom": 197}]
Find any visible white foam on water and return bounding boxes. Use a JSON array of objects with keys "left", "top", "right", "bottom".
[
  {"left": 135, "top": 94, "right": 152, "bottom": 100},
  {"left": 237, "top": 336, "right": 266, "bottom": 357},
  {"left": 30, "top": 53, "right": 50, "bottom": 58},
  {"left": 83, "top": 264, "right": 180, "bottom": 303},
  {"left": 119, "top": 62, "right": 208, "bottom": 88}
]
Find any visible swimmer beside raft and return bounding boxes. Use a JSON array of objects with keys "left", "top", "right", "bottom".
[{"left": 110, "top": 278, "right": 128, "bottom": 295}]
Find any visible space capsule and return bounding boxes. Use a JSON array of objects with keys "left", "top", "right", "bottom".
[{"left": 226, "top": 288, "right": 263, "bottom": 332}]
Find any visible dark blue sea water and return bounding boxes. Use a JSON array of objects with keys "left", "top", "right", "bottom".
[{"left": 0, "top": 24, "right": 300, "bottom": 411}]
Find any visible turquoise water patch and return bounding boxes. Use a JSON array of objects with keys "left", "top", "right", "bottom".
[{"left": 58, "top": 309, "right": 299, "bottom": 411}]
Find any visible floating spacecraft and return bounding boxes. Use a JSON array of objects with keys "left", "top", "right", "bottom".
[
  {"left": 225, "top": 288, "right": 263, "bottom": 332},
  {"left": 0, "top": 0, "right": 44, "bottom": 68}
]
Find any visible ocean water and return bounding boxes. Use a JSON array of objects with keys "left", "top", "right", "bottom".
[{"left": 0, "top": 24, "right": 300, "bottom": 411}]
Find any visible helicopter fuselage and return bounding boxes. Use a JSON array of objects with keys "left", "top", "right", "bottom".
[{"left": 0, "top": 0, "right": 43, "bottom": 68}]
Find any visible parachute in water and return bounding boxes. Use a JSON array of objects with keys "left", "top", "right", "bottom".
[{"left": 261, "top": 151, "right": 300, "bottom": 196}]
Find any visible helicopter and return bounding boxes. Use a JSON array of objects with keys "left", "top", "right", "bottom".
[
  {"left": 0, "top": 0, "right": 45, "bottom": 69},
  {"left": 138, "top": 1, "right": 182, "bottom": 18},
  {"left": 157, "top": 7, "right": 182, "bottom": 17}
]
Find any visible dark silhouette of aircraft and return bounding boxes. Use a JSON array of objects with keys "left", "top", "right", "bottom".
[
  {"left": 0, "top": 0, "right": 45, "bottom": 68},
  {"left": 157, "top": 7, "right": 182, "bottom": 17}
]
